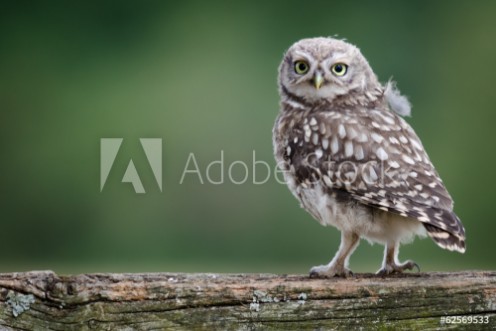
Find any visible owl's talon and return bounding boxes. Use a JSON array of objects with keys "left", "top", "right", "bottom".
[
  {"left": 401, "top": 260, "right": 420, "bottom": 273},
  {"left": 376, "top": 268, "right": 388, "bottom": 276},
  {"left": 376, "top": 260, "right": 420, "bottom": 275},
  {"left": 309, "top": 265, "right": 353, "bottom": 278}
]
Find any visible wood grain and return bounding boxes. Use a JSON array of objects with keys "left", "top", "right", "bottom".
[{"left": 0, "top": 271, "right": 495, "bottom": 330}]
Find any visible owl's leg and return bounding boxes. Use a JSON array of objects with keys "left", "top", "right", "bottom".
[
  {"left": 376, "top": 241, "right": 420, "bottom": 275},
  {"left": 309, "top": 231, "right": 359, "bottom": 278}
]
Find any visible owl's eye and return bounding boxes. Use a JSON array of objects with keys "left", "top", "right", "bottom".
[
  {"left": 294, "top": 61, "right": 309, "bottom": 74},
  {"left": 331, "top": 63, "right": 348, "bottom": 76}
]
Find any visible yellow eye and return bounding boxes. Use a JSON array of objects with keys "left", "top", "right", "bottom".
[
  {"left": 294, "top": 61, "right": 309, "bottom": 74},
  {"left": 331, "top": 63, "right": 348, "bottom": 76}
]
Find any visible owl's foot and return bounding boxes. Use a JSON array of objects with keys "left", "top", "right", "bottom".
[
  {"left": 376, "top": 260, "right": 420, "bottom": 276},
  {"left": 309, "top": 264, "right": 353, "bottom": 278}
]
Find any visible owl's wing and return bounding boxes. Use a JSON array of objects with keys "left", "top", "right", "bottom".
[{"left": 283, "top": 108, "right": 465, "bottom": 252}]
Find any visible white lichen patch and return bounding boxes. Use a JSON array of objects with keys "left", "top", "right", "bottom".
[
  {"left": 250, "top": 289, "right": 301, "bottom": 311},
  {"left": 6, "top": 291, "right": 35, "bottom": 317},
  {"left": 251, "top": 289, "right": 281, "bottom": 311},
  {"left": 249, "top": 302, "right": 260, "bottom": 312},
  {"left": 297, "top": 292, "right": 307, "bottom": 305},
  {"left": 253, "top": 290, "right": 273, "bottom": 303}
]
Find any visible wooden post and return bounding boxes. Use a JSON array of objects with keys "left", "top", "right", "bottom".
[{"left": 0, "top": 271, "right": 495, "bottom": 330}]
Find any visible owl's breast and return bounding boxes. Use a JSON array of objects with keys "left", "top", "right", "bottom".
[{"left": 273, "top": 109, "right": 336, "bottom": 223}]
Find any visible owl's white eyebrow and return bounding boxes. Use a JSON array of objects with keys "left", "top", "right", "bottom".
[
  {"left": 293, "top": 51, "right": 315, "bottom": 62},
  {"left": 328, "top": 52, "right": 350, "bottom": 64}
]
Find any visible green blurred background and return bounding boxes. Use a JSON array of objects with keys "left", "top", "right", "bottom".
[{"left": 1, "top": 0, "right": 495, "bottom": 274}]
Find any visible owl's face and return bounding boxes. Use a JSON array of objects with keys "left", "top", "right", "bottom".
[{"left": 279, "top": 37, "right": 379, "bottom": 103}]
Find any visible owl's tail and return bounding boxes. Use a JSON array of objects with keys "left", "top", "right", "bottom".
[{"left": 423, "top": 211, "right": 466, "bottom": 253}]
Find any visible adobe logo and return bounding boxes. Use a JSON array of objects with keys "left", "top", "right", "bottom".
[{"left": 100, "top": 138, "right": 162, "bottom": 193}]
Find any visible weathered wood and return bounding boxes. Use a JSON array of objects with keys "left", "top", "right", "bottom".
[{"left": 0, "top": 270, "right": 494, "bottom": 330}]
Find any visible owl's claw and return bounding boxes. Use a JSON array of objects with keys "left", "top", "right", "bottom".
[
  {"left": 309, "top": 264, "right": 353, "bottom": 278},
  {"left": 376, "top": 260, "right": 420, "bottom": 276}
]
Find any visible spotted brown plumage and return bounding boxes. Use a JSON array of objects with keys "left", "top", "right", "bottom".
[{"left": 273, "top": 37, "right": 465, "bottom": 277}]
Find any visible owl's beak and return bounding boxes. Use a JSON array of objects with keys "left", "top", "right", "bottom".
[{"left": 313, "top": 72, "right": 324, "bottom": 89}]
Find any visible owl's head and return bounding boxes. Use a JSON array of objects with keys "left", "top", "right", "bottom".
[{"left": 279, "top": 37, "right": 380, "bottom": 103}]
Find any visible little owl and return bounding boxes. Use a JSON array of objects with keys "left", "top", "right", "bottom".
[{"left": 273, "top": 37, "right": 465, "bottom": 277}]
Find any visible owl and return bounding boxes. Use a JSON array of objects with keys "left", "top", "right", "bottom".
[{"left": 273, "top": 37, "right": 465, "bottom": 277}]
